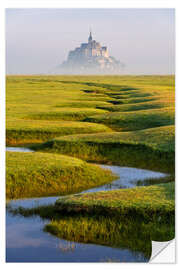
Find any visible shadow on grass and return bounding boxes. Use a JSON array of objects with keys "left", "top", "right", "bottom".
[
  {"left": 34, "top": 141, "right": 175, "bottom": 174},
  {"left": 59, "top": 80, "right": 138, "bottom": 92}
]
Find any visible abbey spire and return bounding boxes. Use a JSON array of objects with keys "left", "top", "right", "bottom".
[{"left": 88, "top": 30, "right": 92, "bottom": 43}]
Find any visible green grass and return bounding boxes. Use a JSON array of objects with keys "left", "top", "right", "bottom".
[
  {"left": 36, "top": 125, "right": 175, "bottom": 173},
  {"left": 6, "top": 119, "right": 111, "bottom": 145},
  {"left": 85, "top": 107, "right": 174, "bottom": 131},
  {"left": 6, "top": 75, "right": 175, "bottom": 145},
  {"left": 6, "top": 76, "right": 113, "bottom": 145},
  {"left": 97, "top": 100, "right": 172, "bottom": 112},
  {"left": 55, "top": 100, "right": 109, "bottom": 108},
  {"left": 10, "top": 75, "right": 172, "bottom": 172},
  {"left": 6, "top": 76, "right": 175, "bottom": 233},
  {"left": 24, "top": 107, "right": 108, "bottom": 121},
  {"left": 56, "top": 182, "right": 175, "bottom": 220},
  {"left": 46, "top": 125, "right": 174, "bottom": 152},
  {"left": 6, "top": 151, "right": 116, "bottom": 199},
  {"left": 109, "top": 97, "right": 156, "bottom": 104},
  {"left": 6, "top": 75, "right": 175, "bottom": 190}
]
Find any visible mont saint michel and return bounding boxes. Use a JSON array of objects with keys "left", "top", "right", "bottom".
[{"left": 58, "top": 31, "right": 121, "bottom": 74}]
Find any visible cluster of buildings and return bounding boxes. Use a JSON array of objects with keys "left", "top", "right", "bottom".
[
  {"left": 59, "top": 31, "right": 121, "bottom": 74},
  {"left": 68, "top": 31, "right": 109, "bottom": 60}
]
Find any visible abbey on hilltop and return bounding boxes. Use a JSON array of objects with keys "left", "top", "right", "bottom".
[
  {"left": 58, "top": 31, "right": 122, "bottom": 74},
  {"left": 68, "top": 31, "right": 109, "bottom": 60}
]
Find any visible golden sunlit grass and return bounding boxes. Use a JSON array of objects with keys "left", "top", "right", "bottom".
[
  {"left": 56, "top": 182, "right": 174, "bottom": 219},
  {"left": 6, "top": 119, "right": 111, "bottom": 145},
  {"left": 6, "top": 151, "right": 116, "bottom": 199},
  {"left": 37, "top": 125, "right": 175, "bottom": 173}
]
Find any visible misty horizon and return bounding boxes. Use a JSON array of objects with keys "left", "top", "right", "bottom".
[{"left": 6, "top": 8, "right": 175, "bottom": 75}]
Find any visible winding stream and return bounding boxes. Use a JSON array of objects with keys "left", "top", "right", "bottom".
[{"left": 6, "top": 147, "right": 169, "bottom": 262}]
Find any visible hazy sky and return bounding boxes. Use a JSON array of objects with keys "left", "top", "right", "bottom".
[{"left": 6, "top": 8, "right": 175, "bottom": 75}]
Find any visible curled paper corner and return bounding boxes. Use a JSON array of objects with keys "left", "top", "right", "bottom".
[{"left": 149, "top": 239, "right": 175, "bottom": 263}]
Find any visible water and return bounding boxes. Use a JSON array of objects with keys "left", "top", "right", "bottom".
[
  {"left": 83, "top": 165, "right": 168, "bottom": 192},
  {"left": 6, "top": 146, "right": 169, "bottom": 262},
  {"left": 7, "top": 214, "right": 147, "bottom": 262},
  {"left": 6, "top": 147, "right": 33, "bottom": 152}
]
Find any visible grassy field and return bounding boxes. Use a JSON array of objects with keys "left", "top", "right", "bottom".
[
  {"left": 6, "top": 119, "right": 111, "bottom": 145},
  {"left": 6, "top": 74, "right": 175, "bottom": 182},
  {"left": 6, "top": 151, "right": 116, "bottom": 199},
  {"left": 6, "top": 76, "right": 111, "bottom": 145},
  {"left": 6, "top": 75, "right": 175, "bottom": 255},
  {"left": 10, "top": 75, "right": 173, "bottom": 172},
  {"left": 85, "top": 107, "right": 174, "bottom": 131},
  {"left": 6, "top": 75, "right": 174, "bottom": 146},
  {"left": 52, "top": 182, "right": 175, "bottom": 252},
  {"left": 56, "top": 182, "right": 174, "bottom": 220},
  {"left": 24, "top": 108, "right": 108, "bottom": 121},
  {"left": 97, "top": 100, "right": 172, "bottom": 112},
  {"left": 37, "top": 125, "right": 175, "bottom": 173}
]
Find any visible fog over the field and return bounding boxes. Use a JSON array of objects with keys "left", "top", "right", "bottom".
[{"left": 6, "top": 8, "right": 175, "bottom": 75}]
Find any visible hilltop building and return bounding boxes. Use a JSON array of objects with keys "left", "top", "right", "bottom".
[
  {"left": 58, "top": 31, "right": 121, "bottom": 74},
  {"left": 68, "top": 31, "right": 109, "bottom": 60}
]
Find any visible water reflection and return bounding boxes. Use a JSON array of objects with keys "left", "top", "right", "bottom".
[
  {"left": 6, "top": 147, "right": 33, "bottom": 152},
  {"left": 6, "top": 210, "right": 148, "bottom": 262},
  {"left": 6, "top": 146, "right": 170, "bottom": 262}
]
